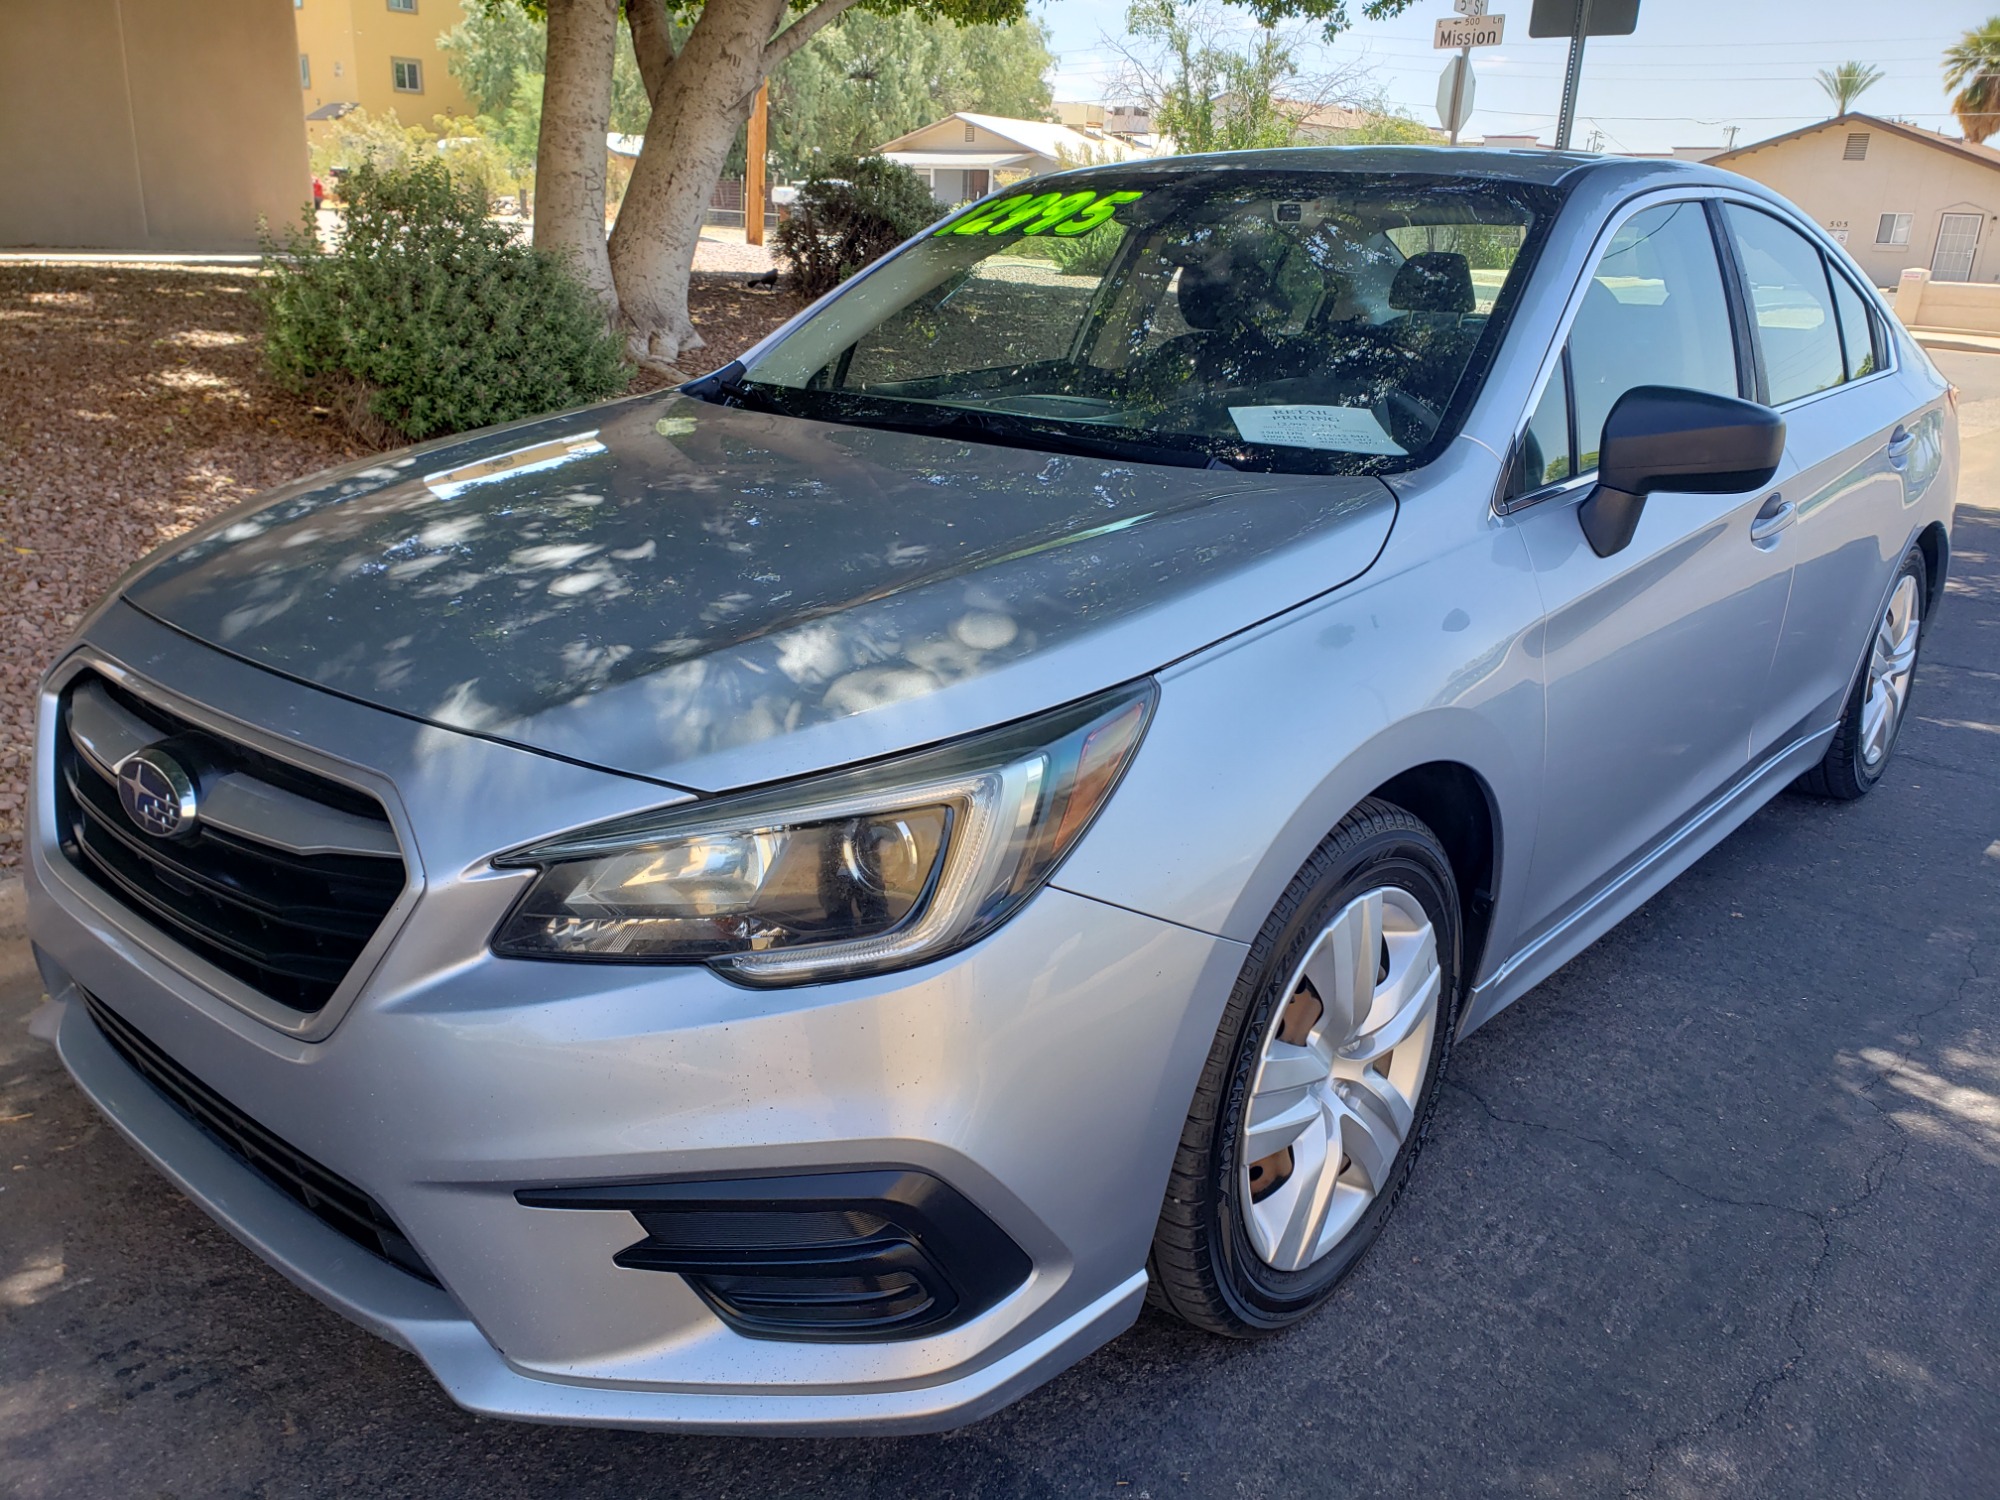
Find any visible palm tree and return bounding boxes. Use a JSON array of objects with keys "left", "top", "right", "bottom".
[
  {"left": 1945, "top": 19, "right": 2000, "bottom": 144},
  {"left": 1816, "top": 61, "right": 1883, "bottom": 116}
]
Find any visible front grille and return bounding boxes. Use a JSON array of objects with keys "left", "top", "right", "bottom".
[
  {"left": 82, "top": 989, "right": 440, "bottom": 1286},
  {"left": 55, "top": 672, "right": 405, "bottom": 1015}
]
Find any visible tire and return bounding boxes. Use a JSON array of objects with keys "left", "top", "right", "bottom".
[
  {"left": 1796, "top": 545, "right": 1928, "bottom": 801},
  {"left": 1147, "top": 798, "right": 1462, "bottom": 1337}
]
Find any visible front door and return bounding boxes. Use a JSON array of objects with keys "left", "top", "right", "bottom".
[
  {"left": 1930, "top": 212, "right": 1982, "bottom": 281},
  {"left": 1508, "top": 198, "right": 1793, "bottom": 940}
]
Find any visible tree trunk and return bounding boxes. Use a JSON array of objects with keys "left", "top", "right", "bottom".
[
  {"left": 608, "top": 0, "right": 786, "bottom": 369},
  {"left": 535, "top": 0, "right": 621, "bottom": 312}
]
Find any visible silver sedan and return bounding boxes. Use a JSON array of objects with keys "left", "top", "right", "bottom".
[{"left": 25, "top": 148, "right": 1955, "bottom": 1432}]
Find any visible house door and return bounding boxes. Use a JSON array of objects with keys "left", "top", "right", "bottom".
[{"left": 1930, "top": 212, "right": 1983, "bottom": 281}]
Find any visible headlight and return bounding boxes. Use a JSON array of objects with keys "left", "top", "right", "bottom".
[{"left": 491, "top": 682, "right": 1157, "bottom": 984}]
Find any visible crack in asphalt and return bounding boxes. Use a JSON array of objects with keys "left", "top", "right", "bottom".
[{"left": 1445, "top": 936, "right": 1988, "bottom": 1499}]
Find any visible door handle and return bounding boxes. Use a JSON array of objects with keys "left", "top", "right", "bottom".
[
  {"left": 1749, "top": 494, "right": 1795, "bottom": 544},
  {"left": 1886, "top": 425, "right": 1915, "bottom": 468}
]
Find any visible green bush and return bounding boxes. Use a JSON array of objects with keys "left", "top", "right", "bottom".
[
  {"left": 1049, "top": 219, "right": 1125, "bottom": 277},
  {"left": 774, "top": 155, "right": 940, "bottom": 302},
  {"left": 260, "top": 158, "right": 628, "bottom": 442}
]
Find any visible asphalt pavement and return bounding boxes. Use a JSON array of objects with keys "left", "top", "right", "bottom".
[{"left": 4, "top": 354, "right": 1997, "bottom": 1499}]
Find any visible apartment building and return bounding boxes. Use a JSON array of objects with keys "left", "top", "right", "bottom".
[{"left": 294, "top": 0, "right": 471, "bottom": 126}]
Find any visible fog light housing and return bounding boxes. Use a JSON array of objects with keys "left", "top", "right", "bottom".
[{"left": 517, "top": 1170, "right": 1031, "bottom": 1342}]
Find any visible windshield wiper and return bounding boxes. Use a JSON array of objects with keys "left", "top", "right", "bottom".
[
  {"left": 831, "top": 402, "right": 1235, "bottom": 471},
  {"left": 686, "top": 365, "right": 1237, "bottom": 470},
  {"left": 682, "top": 360, "right": 779, "bottom": 413}
]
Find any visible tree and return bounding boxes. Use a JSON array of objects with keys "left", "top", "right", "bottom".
[
  {"left": 440, "top": 2, "right": 653, "bottom": 134},
  {"left": 1113, "top": 0, "right": 1388, "bottom": 154},
  {"left": 1815, "top": 60, "right": 1883, "bottom": 116},
  {"left": 517, "top": 0, "right": 1416, "bottom": 370},
  {"left": 768, "top": 12, "right": 1054, "bottom": 179},
  {"left": 1945, "top": 19, "right": 2000, "bottom": 144}
]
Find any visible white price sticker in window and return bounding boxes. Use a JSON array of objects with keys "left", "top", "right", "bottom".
[{"left": 1228, "top": 404, "right": 1406, "bottom": 455}]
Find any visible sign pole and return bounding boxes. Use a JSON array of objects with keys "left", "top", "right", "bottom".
[
  {"left": 1553, "top": 0, "right": 1591, "bottom": 150},
  {"left": 1448, "top": 45, "right": 1470, "bottom": 145},
  {"left": 746, "top": 82, "right": 769, "bottom": 247}
]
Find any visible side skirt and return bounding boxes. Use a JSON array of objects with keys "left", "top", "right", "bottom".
[{"left": 1457, "top": 724, "right": 1837, "bottom": 1038}]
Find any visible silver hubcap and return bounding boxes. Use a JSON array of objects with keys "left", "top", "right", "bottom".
[
  {"left": 1861, "top": 574, "right": 1921, "bottom": 768},
  {"left": 1240, "top": 887, "right": 1443, "bottom": 1272}
]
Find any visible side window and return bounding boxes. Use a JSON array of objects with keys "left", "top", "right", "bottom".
[
  {"left": 1829, "top": 268, "right": 1881, "bottom": 380},
  {"left": 1512, "top": 356, "right": 1572, "bottom": 496},
  {"left": 1568, "top": 200, "right": 1740, "bottom": 475},
  {"left": 1723, "top": 205, "right": 1845, "bottom": 405}
]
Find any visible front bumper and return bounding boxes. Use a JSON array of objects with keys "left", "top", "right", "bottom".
[{"left": 28, "top": 607, "right": 1246, "bottom": 1433}]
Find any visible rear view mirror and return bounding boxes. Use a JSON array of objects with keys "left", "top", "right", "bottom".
[{"left": 1578, "top": 386, "right": 1786, "bottom": 557}]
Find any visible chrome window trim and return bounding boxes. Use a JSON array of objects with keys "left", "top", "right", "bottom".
[
  {"left": 35, "top": 648, "right": 428, "bottom": 1042},
  {"left": 1495, "top": 185, "right": 1901, "bottom": 518}
]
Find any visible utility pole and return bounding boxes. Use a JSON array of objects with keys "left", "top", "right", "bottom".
[
  {"left": 1724, "top": 124, "right": 1740, "bottom": 148},
  {"left": 1554, "top": 0, "right": 1591, "bottom": 150},
  {"left": 745, "top": 82, "right": 769, "bottom": 248}
]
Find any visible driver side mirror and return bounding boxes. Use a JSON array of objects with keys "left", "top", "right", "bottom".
[{"left": 1578, "top": 385, "right": 1786, "bottom": 557}]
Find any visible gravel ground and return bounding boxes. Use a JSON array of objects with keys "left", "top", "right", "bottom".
[
  {"left": 0, "top": 263, "right": 799, "bottom": 869},
  {"left": 690, "top": 228, "right": 781, "bottom": 275}
]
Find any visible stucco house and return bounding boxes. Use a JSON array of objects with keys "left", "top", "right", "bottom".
[
  {"left": 1710, "top": 113, "right": 2000, "bottom": 289},
  {"left": 877, "top": 113, "right": 1145, "bottom": 205},
  {"left": 0, "top": 0, "right": 306, "bottom": 251}
]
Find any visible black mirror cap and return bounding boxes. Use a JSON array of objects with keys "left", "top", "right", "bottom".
[
  {"left": 1597, "top": 384, "right": 1786, "bottom": 499},
  {"left": 1579, "top": 386, "right": 1786, "bottom": 558}
]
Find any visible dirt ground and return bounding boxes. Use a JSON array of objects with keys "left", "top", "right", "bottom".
[{"left": 0, "top": 263, "right": 800, "bottom": 869}]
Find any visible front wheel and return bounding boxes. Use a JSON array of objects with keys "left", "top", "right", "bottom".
[
  {"left": 1147, "top": 799, "right": 1461, "bottom": 1336},
  {"left": 1797, "top": 546, "right": 1927, "bottom": 801}
]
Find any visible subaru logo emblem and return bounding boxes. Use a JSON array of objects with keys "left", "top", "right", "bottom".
[{"left": 115, "top": 748, "right": 199, "bottom": 840}]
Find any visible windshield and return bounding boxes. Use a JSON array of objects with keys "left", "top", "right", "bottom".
[{"left": 716, "top": 166, "right": 1557, "bottom": 473}]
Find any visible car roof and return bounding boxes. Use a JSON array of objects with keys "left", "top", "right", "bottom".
[{"left": 1057, "top": 145, "right": 1737, "bottom": 193}]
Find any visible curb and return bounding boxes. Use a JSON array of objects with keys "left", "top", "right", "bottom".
[{"left": 1912, "top": 332, "right": 2000, "bottom": 356}]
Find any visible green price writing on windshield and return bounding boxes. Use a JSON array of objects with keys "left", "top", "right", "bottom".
[{"left": 937, "top": 189, "right": 1145, "bottom": 239}]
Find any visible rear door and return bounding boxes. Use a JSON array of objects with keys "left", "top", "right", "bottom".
[
  {"left": 1504, "top": 196, "right": 1794, "bottom": 939},
  {"left": 1718, "top": 203, "right": 1916, "bottom": 751}
]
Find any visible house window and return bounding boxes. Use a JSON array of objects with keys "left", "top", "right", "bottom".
[
  {"left": 392, "top": 57, "right": 423, "bottom": 92},
  {"left": 1844, "top": 132, "right": 1869, "bottom": 160},
  {"left": 1876, "top": 212, "right": 1913, "bottom": 246},
  {"left": 299, "top": 53, "right": 311, "bottom": 89},
  {"left": 964, "top": 122, "right": 976, "bottom": 143},
  {"left": 387, "top": 0, "right": 417, "bottom": 11}
]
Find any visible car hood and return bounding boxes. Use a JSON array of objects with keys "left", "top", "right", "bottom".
[{"left": 124, "top": 392, "right": 1396, "bottom": 791}]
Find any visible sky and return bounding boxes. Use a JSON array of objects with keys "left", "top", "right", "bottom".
[{"left": 1034, "top": 0, "right": 1998, "bottom": 155}]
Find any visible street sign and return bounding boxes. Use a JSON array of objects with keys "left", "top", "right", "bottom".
[
  {"left": 1437, "top": 56, "right": 1476, "bottom": 134},
  {"left": 1527, "top": 0, "right": 1638, "bottom": 37},
  {"left": 1531, "top": 0, "right": 1643, "bottom": 150},
  {"left": 1436, "top": 12, "right": 1505, "bottom": 47},
  {"left": 1454, "top": 0, "right": 1489, "bottom": 13}
]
